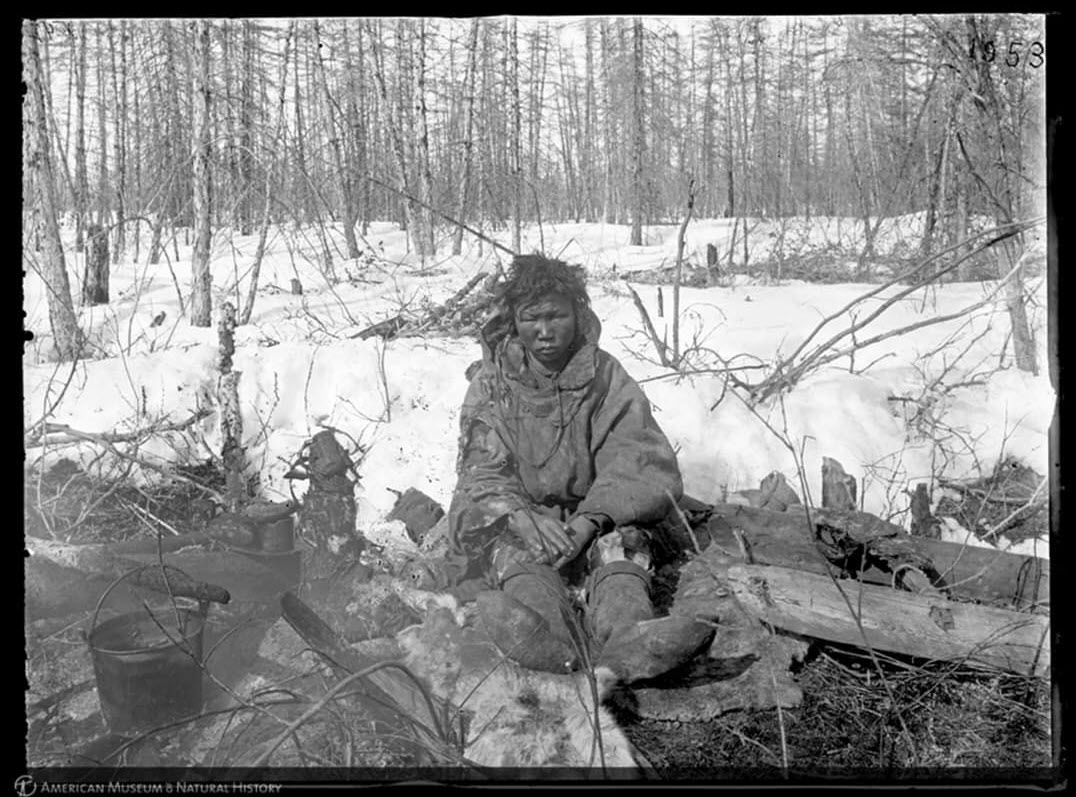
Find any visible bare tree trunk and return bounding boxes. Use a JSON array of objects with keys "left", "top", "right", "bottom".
[
  {"left": 528, "top": 23, "right": 549, "bottom": 206},
  {"left": 110, "top": 21, "right": 128, "bottom": 263},
  {"left": 41, "top": 30, "right": 76, "bottom": 239},
  {"left": 630, "top": 18, "right": 645, "bottom": 246},
  {"left": 354, "top": 22, "right": 371, "bottom": 236},
  {"left": 369, "top": 20, "right": 421, "bottom": 255},
  {"left": 241, "top": 23, "right": 292, "bottom": 326},
  {"left": 583, "top": 20, "right": 597, "bottom": 222},
  {"left": 701, "top": 23, "right": 717, "bottom": 217},
  {"left": 73, "top": 22, "right": 88, "bottom": 253},
  {"left": 82, "top": 223, "right": 109, "bottom": 305},
  {"left": 189, "top": 19, "right": 213, "bottom": 328},
  {"left": 414, "top": 20, "right": 437, "bottom": 258},
  {"left": 509, "top": 19, "right": 522, "bottom": 253},
  {"left": 1000, "top": 242, "right": 1037, "bottom": 374},
  {"left": 600, "top": 21, "right": 615, "bottom": 224},
  {"left": 313, "top": 20, "right": 360, "bottom": 260},
  {"left": 94, "top": 23, "right": 109, "bottom": 230},
  {"left": 341, "top": 22, "right": 364, "bottom": 252},
  {"left": 238, "top": 20, "right": 255, "bottom": 237},
  {"left": 922, "top": 94, "right": 957, "bottom": 260},
  {"left": 300, "top": 23, "right": 335, "bottom": 274},
  {"left": 960, "top": 16, "right": 1038, "bottom": 373},
  {"left": 453, "top": 20, "right": 480, "bottom": 256},
  {"left": 556, "top": 77, "right": 578, "bottom": 221},
  {"left": 291, "top": 22, "right": 310, "bottom": 225},
  {"left": 24, "top": 21, "right": 81, "bottom": 360},
  {"left": 752, "top": 18, "right": 768, "bottom": 219}
]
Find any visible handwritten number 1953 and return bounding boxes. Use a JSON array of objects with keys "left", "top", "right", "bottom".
[{"left": 970, "top": 39, "right": 1045, "bottom": 68}]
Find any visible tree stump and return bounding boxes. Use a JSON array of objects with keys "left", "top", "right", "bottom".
[
  {"left": 293, "top": 430, "right": 363, "bottom": 584},
  {"left": 707, "top": 243, "right": 718, "bottom": 268},
  {"left": 821, "top": 457, "right": 857, "bottom": 510},
  {"left": 82, "top": 224, "right": 110, "bottom": 306},
  {"left": 909, "top": 483, "right": 941, "bottom": 539},
  {"left": 217, "top": 303, "right": 246, "bottom": 511}
]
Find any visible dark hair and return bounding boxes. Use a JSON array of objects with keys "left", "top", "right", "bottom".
[{"left": 498, "top": 254, "right": 590, "bottom": 316}]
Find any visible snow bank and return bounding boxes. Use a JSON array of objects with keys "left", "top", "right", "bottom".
[{"left": 23, "top": 218, "right": 1053, "bottom": 559}]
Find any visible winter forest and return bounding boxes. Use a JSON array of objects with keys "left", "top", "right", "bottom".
[{"left": 23, "top": 15, "right": 1055, "bottom": 779}]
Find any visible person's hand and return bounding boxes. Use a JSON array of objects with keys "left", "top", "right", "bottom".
[
  {"left": 509, "top": 509, "right": 574, "bottom": 563},
  {"left": 552, "top": 515, "right": 600, "bottom": 569}
]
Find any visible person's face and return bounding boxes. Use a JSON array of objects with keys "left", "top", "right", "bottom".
[{"left": 515, "top": 293, "right": 577, "bottom": 371}]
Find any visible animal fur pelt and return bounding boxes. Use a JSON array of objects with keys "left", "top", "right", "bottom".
[{"left": 395, "top": 604, "right": 641, "bottom": 772}]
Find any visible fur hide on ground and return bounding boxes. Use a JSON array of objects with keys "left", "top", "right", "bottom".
[{"left": 396, "top": 604, "right": 640, "bottom": 772}]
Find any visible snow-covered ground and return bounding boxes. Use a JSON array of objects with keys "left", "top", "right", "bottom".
[{"left": 23, "top": 215, "right": 1053, "bottom": 559}]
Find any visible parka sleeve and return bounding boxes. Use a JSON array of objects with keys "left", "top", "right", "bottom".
[
  {"left": 446, "top": 366, "right": 531, "bottom": 540},
  {"left": 575, "top": 357, "right": 683, "bottom": 527}
]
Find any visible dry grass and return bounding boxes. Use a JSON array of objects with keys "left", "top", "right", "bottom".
[{"left": 621, "top": 639, "right": 1052, "bottom": 779}]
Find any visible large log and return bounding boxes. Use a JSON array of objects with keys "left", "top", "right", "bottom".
[
  {"left": 725, "top": 562, "right": 1050, "bottom": 677},
  {"left": 108, "top": 531, "right": 214, "bottom": 555},
  {"left": 26, "top": 537, "right": 231, "bottom": 609},
  {"left": 701, "top": 503, "right": 1048, "bottom": 611},
  {"left": 25, "top": 535, "right": 314, "bottom": 618}
]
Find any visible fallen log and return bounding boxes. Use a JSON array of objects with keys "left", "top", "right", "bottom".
[
  {"left": 726, "top": 562, "right": 1050, "bottom": 677},
  {"left": 279, "top": 591, "right": 465, "bottom": 765},
  {"left": 701, "top": 502, "right": 1048, "bottom": 611},
  {"left": 108, "top": 531, "right": 214, "bottom": 555},
  {"left": 26, "top": 537, "right": 231, "bottom": 608}
]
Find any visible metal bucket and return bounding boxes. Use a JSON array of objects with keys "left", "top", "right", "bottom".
[
  {"left": 87, "top": 568, "right": 206, "bottom": 736},
  {"left": 258, "top": 516, "right": 295, "bottom": 553},
  {"left": 235, "top": 546, "right": 302, "bottom": 587}
]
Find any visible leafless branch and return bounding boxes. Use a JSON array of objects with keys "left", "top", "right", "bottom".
[
  {"left": 626, "top": 283, "right": 671, "bottom": 368},
  {"left": 28, "top": 409, "right": 210, "bottom": 449},
  {"left": 750, "top": 218, "right": 1044, "bottom": 403}
]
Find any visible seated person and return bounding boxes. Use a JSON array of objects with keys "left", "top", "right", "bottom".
[{"left": 443, "top": 254, "right": 712, "bottom": 683}]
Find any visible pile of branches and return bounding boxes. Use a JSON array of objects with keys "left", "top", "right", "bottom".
[
  {"left": 622, "top": 263, "right": 716, "bottom": 289},
  {"left": 352, "top": 269, "right": 503, "bottom": 342},
  {"left": 25, "top": 457, "right": 222, "bottom": 545}
]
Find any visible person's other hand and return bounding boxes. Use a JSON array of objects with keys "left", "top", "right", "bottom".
[
  {"left": 509, "top": 509, "right": 573, "bottom": 563},
  {"left": 552, "top": 515, "right": 600, "bottom": 568}
]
